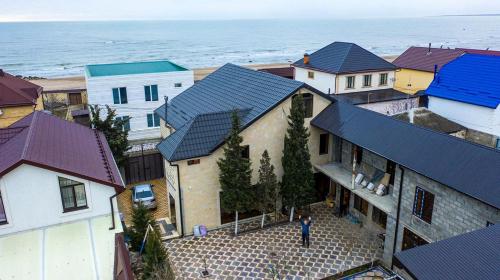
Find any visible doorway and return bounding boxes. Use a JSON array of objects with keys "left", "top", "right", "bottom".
[
  {"left": 339, "top": 187, "right": 351, "bottom": 217},
  {"left": 169, "top": 193, "right": 176, "bottom": 227}
]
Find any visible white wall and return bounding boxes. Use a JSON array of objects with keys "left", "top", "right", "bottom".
[
  {"left": 0, "top": 165, "right": 118, "bottom": 236},
  {"left": 86, "top": 70, "right": 194, "bottom": 141},
  {"left": 358, "top": 98, "right": 419, "bottom": 116},
  {"left": 428, "top": 97, "right": 500, "bottom": 137},
  {"left": 295, "top": 67, "right": 336, "bottom": 94},
  {"left": 337, "top": 71, "right": 394, "bottom": 94},
  {"left": 294, "top": 67, "right": 394, "bottom": 94}
]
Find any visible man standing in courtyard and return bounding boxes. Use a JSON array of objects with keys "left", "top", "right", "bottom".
[{"left": 299, "top": 215, "right": 312, "bottom": 248}]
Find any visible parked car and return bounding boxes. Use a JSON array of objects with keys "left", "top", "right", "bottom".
[{"left": 132, "top": 184, "right": 157, "bottom": 209}]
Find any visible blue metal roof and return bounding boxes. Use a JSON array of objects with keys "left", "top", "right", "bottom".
[
  {"left": 85, "top": 60, "right": 188, "bottom": 77},
  {"left": 394, "top": 225, "right": 500, "bottom": 280},
  {"left": 426, "top": 54, "right": 500, "bottom": 108},
  {"left": 155, "top": 63, "right": 323, "bottom": 161},
  {"left": 311, "top": 101, "right": 500, "bottom": 209},
  {"left": 292, "top": 42, "right": 396, "bottom": 74}
]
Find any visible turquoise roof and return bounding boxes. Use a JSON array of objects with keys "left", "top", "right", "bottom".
[{"left": 85, "top": 60, "right": 188, "bottom": 77}]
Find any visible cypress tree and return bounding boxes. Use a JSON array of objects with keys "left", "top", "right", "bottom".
[
  {"left": 129, "top": 202, "right": 155, "bottom": 251},
  {"left": 281, "top": 95, "right": 315, "bottom": 209},
  {"left": 142, "top": 230, "right": 173, "bottom": 280},
  {"left": 257, "top": 150, "right": 279, "bottom": 214},
  {"left": 217, "top": 110, "right": 254, "bottom": 215}
]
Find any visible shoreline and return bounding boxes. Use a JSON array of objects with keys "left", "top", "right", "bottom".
[{"left": 30, "top": 56, "right": 398, "bottom": 91}]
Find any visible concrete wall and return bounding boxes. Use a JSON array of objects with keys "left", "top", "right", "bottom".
[
  {"left": 0, "top": 165, "right": 118, "bottom": 236},
  {"left": 358, "top": 98, "right": 419, "bottom": 116},
  {"left": 166, "top": 89, "right": 332, "bottom": 234},
  {"left": 383, "top": 167, "right": 500, "bottom": 265},
  {"left": 0, "top": 105, "right": 35, "bottom": 128},
  {"left": 394, "top": 69, "right": 434, "bottom": 94},
  {"left": 428, "top": 96, "right": 500, "bottom": 138},
  {"left": 86, "top": 70, "right": 194, "bottom": 141}
]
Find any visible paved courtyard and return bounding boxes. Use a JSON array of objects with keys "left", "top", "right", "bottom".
[{"left": 165, "top": 204, "right": 383, "bottom": 279}]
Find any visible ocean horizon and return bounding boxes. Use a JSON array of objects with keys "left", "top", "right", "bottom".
[{"left": 1, "top": 17, "right": 500, "bottom": 78}]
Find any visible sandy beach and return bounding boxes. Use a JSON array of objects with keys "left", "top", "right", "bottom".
[{"left": 30, "top": 56, "right": 398, "bottom": 92}]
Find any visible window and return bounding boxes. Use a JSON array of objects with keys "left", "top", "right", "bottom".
[
  {"left": 308, "top": 71, "right": 315, "bottom": 79},
  {"left": 486, "top": 221, "right": 495, "bottom": 227},
  {"left": 402, "top": 228, "right": 428, "bottom": 251},
  {"left": 379, "top": 73, "right": 388, "bottom": 86},
  {"left": 59, "top": 177, "right": 87, "bottom": 212},
  {"left": 363, "top": 74, "right": 372, "bottom": 87},
  {"left": 112, "top": 87, "right": 128, "bottom": 104},
  {"left": 241, "top": 145, "right": 250, "bottom": 159},
  {"left": 294, "top": 93, "right": 314, "bottom": 118},
  {"left": 116, "top": 116, "right": 130, "bottom": 131},
  {"left": 355, "top": 145, "right": 363, "bottom": 164},
  {"left": 386, "top": 160, "right": 396, "bottom": 185},
  {"left": 144, "top": 85, "right": 159, "bottom": 101},
  {"left": 0, "top": 191, "right": 7, "bottom": 224},
  {"left": 372, "top": 206, "right": 387, "bottom": 229},
  {"left": 496, "top": 139, "right": 500, "bottom": 150},
  {"left": 346, "top": 76, "right": 356, "bottom": 89},
  {"left": 353, "top": 194, "right": 368, "bottom": 215},
  {"left": 187, "top": 159, "right": 200, "bottom": 165},
  {"left": 412, "top": 187, "right": 434, "bottom": 224},
  {"left": 319, "top": 133, "right": 329, "bottom": 155},
  {"left": 174, "top": 83, "right": 183, "bottom": 88},
  {"left": 147, "top": 113, "right": 160, "bottom": 127}
]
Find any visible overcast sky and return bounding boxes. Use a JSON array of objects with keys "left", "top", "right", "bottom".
[{"left": 1, "top": 0, "right": 500, "bottom": 22}]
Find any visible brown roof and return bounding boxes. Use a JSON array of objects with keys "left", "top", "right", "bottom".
[
  {"left": 393, "top": 108, "right": 465, "bottom": 134},
  {"left": 0, "top": 111, "right": 124, "bottom": 191},
  {"left": 457, "top": 48, "right": 500, "bottom": 56},
  {"left": 258, "top": 67, "right": 294, "bottom": 79},
  {"left": 393, "top": 47, "right": 465, "bottom": 72},
  {"left": 0, "top": 70, "right": 43, "bottom": 107}
]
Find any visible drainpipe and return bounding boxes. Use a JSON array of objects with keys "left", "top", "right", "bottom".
[
  {"left": 391, "top": 166, "right": 405, "bottom": 269},
  {"left": 109, "top": 192, "right": 119, "bottom": 230},
  {"left": 170, "top": 162, "right": 185, "bottom": 237}
]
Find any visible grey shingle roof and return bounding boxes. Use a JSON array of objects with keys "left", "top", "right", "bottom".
[
  {"left": 155, "top": 63, "right": 324, "bottom": 161},
  {"left": 311, "top": 101, "right": 500, "bottom": 209},
  {"left": 394, "top": 225, "right": 500, "bottom": 280},
  {"left": 292, "top": 42, "right": 396, "bottom": 74}
]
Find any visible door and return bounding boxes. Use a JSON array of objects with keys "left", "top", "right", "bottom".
[
  {"left": 169, "top": 193, "right": 176, "bottom": 227},
  {"left": 314, "top": 173, "right": 331, "bottom": 202},
  {"left": 339, "top": 187, "right": 351, "bottom": 217}
]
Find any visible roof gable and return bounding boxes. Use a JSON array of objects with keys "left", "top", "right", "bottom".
[
  {"left": 393, "top": 47, "right": 464, "bottom": 72},
  {"left": 0, "top": 112, "right": 124, "bottom": 190},
  {"left": 0, "top": 72, "right": 42, "bottom": 107},
  {"left": 292, "top": 42, "right": 396, "bottom": 74},
  {"left": 155, "top": 63, "right": 313, "bottom": 161},
  {"left": 426, "top": 54, "right": 500, "bottom": 108},
  {"left": 311, "top": 101, "right": 500, "bottom": 209}
]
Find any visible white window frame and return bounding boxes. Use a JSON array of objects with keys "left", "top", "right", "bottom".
[
  {"left": 363, "top": 74, "right": 372, "bottom": 87},
  {"left": 346, "top": 76, "right": 356, "bottom": 89},
  {"left": 379, "top": 73, "right": 388, "bottom": 86}
]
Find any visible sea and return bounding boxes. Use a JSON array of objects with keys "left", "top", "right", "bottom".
[{"left": 1, "top": 17, "right": 500, "bottom": 78}]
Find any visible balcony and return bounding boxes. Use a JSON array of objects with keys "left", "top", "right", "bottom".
[{"left": 314, "top": 161, "right": 395, "bottom": 215}]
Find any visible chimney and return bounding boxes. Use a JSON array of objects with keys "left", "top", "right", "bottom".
[
  {"left": 427, "top": 43, "right": 432, "bottom": 55},
  {"left": 303, "top": 53, "right": 310, "bottom": 64},
  {"left": 164, "top": 96, "right": 168, "bottom": 127}
]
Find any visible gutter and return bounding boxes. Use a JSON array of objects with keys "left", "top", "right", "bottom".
[
  {"left": 391, "top": 165, "right": 405, "bottom": 269},
  {"left": 109, "top": 192, "right": 119, "bottom": 230},
  {"left": 170, "top": 162, "right": 185, "bottom": 237}
]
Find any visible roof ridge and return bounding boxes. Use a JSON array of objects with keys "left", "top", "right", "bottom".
[
  {"left": 337, "top": 43, "right": 354, "bottom": 73},
  {"left": 93, "top": 129, "right": 115, "bottom": 183},
  {"left": 20, "top": 112, "right": 39, "bottom": 160}
]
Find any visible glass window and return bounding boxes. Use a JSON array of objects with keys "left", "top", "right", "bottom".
[
  {"left": 379, "top": 73, "right": 388, "bottom": 86},
  {"left": 174, "top": 83, "right": 182, "bottom": 88},
  {"left": 302, "top": 93, "right": 314, "bottom": 118},
  {"left": 402, "top": 227, "right": 428, "bottom": 251},
  {"left": 319, "top": 133, "right": 329, "bottom": 155},
  {"left": 308, "top": 71, "right": 315, "bottom": 79},
  {"left": 59, "top": 177, "right": 87, "bottom": 212},
  {"left": 116, "top": 116, "right": 130, "bottom": 131},
  {"left": 112, "top": 87, "right": 128, "bottom": 104},
  {"left": 372, "top": 206, "right": 387, "bottom": 229},
  {"left": 144, "top": 85, "right": 159, "bottom": 101},
  {"left": 346, "top": 76, "right": 356, "bottom": 89},
  {"left": 413, "top": 187, "right": 434, "bottom": 224},
  {"left": 147, "top": 113, "right": 161, "bottom": 127},
  {"left": 363, "top": 75, "right": 372, "bottom": 87},
  {"left": 354, "top": 194, "right": 368, "bottom": 215},
  {"left": 0, "top": 191, "right": 7, "bottom": 224},
  {"left": 241, "top": 145, "right": 250, "bottom": 159}
]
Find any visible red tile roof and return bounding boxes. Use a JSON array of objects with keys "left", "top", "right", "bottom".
[
  {"left": 0, "top": 70, "right": 43, "bottom": 108},
  {"left": 457, "top": 48, "right": 500, "bottom": 56},
  {"left": 0, "top": 111, "right": 124, "bottom": 191},
  {"left": 393, "top": 47, "right": 465, "bottom": 72}
]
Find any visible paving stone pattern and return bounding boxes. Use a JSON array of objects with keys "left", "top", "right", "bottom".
[{"left": 166, "top": 204, "right": 383, "bottom": 279}]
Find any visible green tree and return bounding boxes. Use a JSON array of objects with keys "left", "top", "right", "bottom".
[
  {"left": 142, "top": 230, "right": 173, "bottom": 280},
  {"left": 89, "top": 105, "right": 130, "bottom": 167},
  {"left": 217, "top": 111, "right": 254, "bottom": 225},
  {"left": 281, "top": 95, "right": 315, "bottom": 210},
  {"left": 129, "top": 202, "right": 155, "bottom": 251},
  {"left": 257, "top": 150, "right": 279, "bottom": 214}
]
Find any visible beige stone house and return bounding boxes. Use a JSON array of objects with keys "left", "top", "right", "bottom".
[{"left": 154, "top": 63, "right": 333, "bottom": 235}]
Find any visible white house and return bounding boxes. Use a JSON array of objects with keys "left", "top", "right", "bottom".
[
  {"left": 426, "top": 54, "right": 500, "bottom": 149},
  {"left": 85, "top": 60, "right": 194, "bottom": 142},
  {"left": 293, "top": 42, "right": 397, "bottom": 95},
  {"left": 0, "top": 111, "right": 129, "bottom": 280}
]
